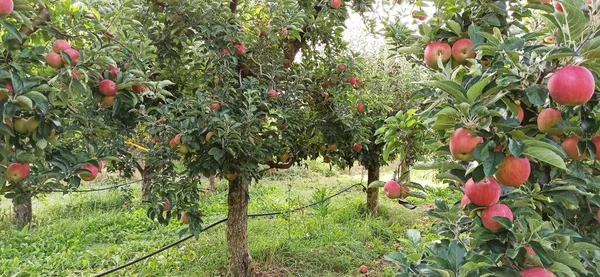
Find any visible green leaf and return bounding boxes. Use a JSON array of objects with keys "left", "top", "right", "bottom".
[
  {"left": 0, "top": 19, "right": 22, "bottom": 43},
  {"left": 423, "top": 80, "right": 469, "bottom": 103},
  {"left": 549, "top": 261, "right": 576, "bottom": 277},
  {"left": 447, "top": 20, "right": 462, "bottom": 35},
  {"left": 406, "top": 229, "right": 421, "bottom": 245},
  {"left": 524, "top": 146, "right": 567, "bottom": 169},
  {"left": 367, "top": 180, "right": 385, "bottom": 189},
  {"left": 24, "top": 91, "right": 49, "bottom": 113},
  {"left": 483, "top": 153, "right": 504, "bottom": 177},
  {"left": 467, "top": 75, "right": 494, "bottom": 103},
  {"left": 447, "top": 240, "right": 466, "bottom": 271},
  {"left": 558, "top": 0, "right": 589, "bottom": 41},
  {"left": 568, "top": 242, "right": 600, "bottom": 252}
]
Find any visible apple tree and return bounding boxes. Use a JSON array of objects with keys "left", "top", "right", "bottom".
[{"left": 382, "top": 0, "right": 600, "bottom": 275}]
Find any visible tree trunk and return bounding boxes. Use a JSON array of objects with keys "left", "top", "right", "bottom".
[
  {"left": 13, "top": 194, "right": 32, "bottom": 228},
  {"left": 208, "top": 175, "right": 216, "bottom": 192},
  {"left": 227, "top": 177, "right": 252, "bottom": 276},
  {"left": 366, "top": 167, "right": 380, "bottom": 217},
  {"left": 141, "top": 176, "right": 151, "bottom": 200}
]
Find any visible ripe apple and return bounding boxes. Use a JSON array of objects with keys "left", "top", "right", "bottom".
[
  {"left": 179, "top": 144, "right": 188, "bottom": 154},
  {"left": 424, "top": 41, "right": 452, "bottom": 69},
  {"left": 356, "top": 102, "right": 365, "bottom": 113},
  {"left": 451, "top": 38, "right": 476, "bottom": 63},
  {"left": 102, "top": 96, "right": 115, "bottom": 106},
  {"left": 14, "top": 118, "right": 27, "bottom": 134},
  {"left": 562, "top": 136, "right": 586, "bottom": 161},
  {"left": 548, "top": 66, "right": 594, "bottom": 106},
  {"left": 348, "top": 77, "right": 357, "bottom": 86},
  {"left": 4, "top": 80, "right": 12, "bottom": 94},
  {"left": 330, "top": 0, "right": 341, "bottom": 9},
  {"left": 205, "top": 131, "right": 215, "bottom": 142},
  {"left": 524, "top": 246, "right": 537, "bottom": 265},
  {"left": 181, "top": 212, "right": 190, "bottom": 224},
  {"left": 520, "top": 267, "right": 556, "bottom": 277},
  {"left": 268, "top": 89, "right": 278, "bottom": 99},
  {"left": 219, "top": 48, "right": 230, "bottom": 55},
  {"left": 464, "top": 177, "right": 501, "bottom": 207},
  {"left": 592, "top": 135, "right": 600, "bottom": 160},
  {"left": 80, "top": 163, "right": 99, "bottom": 181},
  {"left": 72, "top": 68, "right": 82, "bottom": 80},
  {"left": 6, "top": 163, "right": 31, "bottom": 182},
  {"left": 328, "top": 143, "right": 337, "bottom": 152},
  {"left": 132, "top": 85, "right": 146, "bottom": 93},
  {"left": 517, "top": 105, "right": 524, "bottom": 123},
  {"left": 162, "top": 199, "right": 171, "bottom": 211},
  {"left": 460, "top": 194, "right": 471, "bottom": 207},
  {"left": 411, "top": 11, "right": 427, "bottom": 20},
  {"left": 481, "top": 203, "right": 513, "bottom": 233},
  {"left": 337, "top": 63, "right": 345, "bottom": 71},
  {"left": 97, "top": 160, "right": 103, "bottom": 171},
  {"left": 52, "top": 39, "right": 71, "bottom": 53},
  {"left": 234, "top": 42, "right": 246, "bottom": 55},
  {"left": 225, "top": 172, "right": 238, "bottom": 181},
  {"left": 46, "top": 52, "right": 64, "bottom": 68},
  {"left": 495, "top": 155, "right": 531, "bottom": 187},
  {"left": 25, "top": 117, "right": 39, "bottom": 132},
  {"left": 107, "top": 65, "right": 120, "bottom": 79},
  {"left": 170, "top": 133, "right": 183, "bottom": 148},
  {"left": 359, "top": 265, "right": 368, "bottom": 274},
  {"left": 383, "top": 180, "right": 402, "bottom": 199},
  {"left": 99, "top": 79, "right": 117, "bottom": 96},
  {"left": 537, "top": 108, "right": 562, "bottom": 134},
  {"left": 210, "top": 102, "right": 221, "bottom": 110},
  {"left": 63, "top": 49, "right": 80, "bottom": 64},
  {"left": 353, "top": 143, "right": 362, "bottom": 152},
  {"left": 553, "top": 1, "right": 564, "bottom": 12},
  {"left": 449, "top": 127, "right": 483, "bottom": 161}
]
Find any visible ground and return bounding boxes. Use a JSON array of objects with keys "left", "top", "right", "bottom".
[{"left": 0, "top": 159, "right": 459, "bottom": 276}]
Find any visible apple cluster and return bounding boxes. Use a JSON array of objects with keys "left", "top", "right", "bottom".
[
  {"left": 45, "top": 40, "right": 80, "bottom": 69},
  {"left": 423, "top": 38, "right": 475, "bottom": 70},
  {"left": 383, "top": 179, "right": 410, "bottom": 199}
]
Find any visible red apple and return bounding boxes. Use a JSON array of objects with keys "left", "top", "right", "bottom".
[
  {"left": 384, "top": 180, "right": 402, "bottom": 199},
  {"left": 181, "top": 212, "right": 190, "bottom": 224},
  {"left": 517, "top": 105, "right": 524, "bottom": 123},
  {"left": 107, "top": 65, "right": 120, "bottom": 79},
  {"left": 170, "top": 133, "right": 183, "bottom": 148},
  {"left": 356, "top": 102, "right": 365, "bottom": 113},
  {"left": 6, "top": 163, "right": 31, "bottom": 182},
  {"left": 330, "top": 0, "right": 341, "bottom": 9},
  {"left": 451, "top": 38, "right": 476, "bottom": 63},
  {"left": 520, "top": 267, "right": 556, "bottom": 277},
  {"left": 592, "top": 135, "right": 600, "bottom": 160},
  {"left": 162, "top": 199, "right": 171, "bottom": 211},
  {"left": 234, "top": 42, "right": 246, "bottom": 55},
  {"left": 495, "top": 155, "right": 530, "bottom": 187},
  {"left": 548, "top": 66, "right": 595, "bottom": 106},
  {"left": 553, "top": 1, "right": 564, "bottom": 12},
  {"left": 449, "top": 127, "right": 483, "bottom": 161},
  {"left": 411, "top": 11, "right": 427, "bottom": 20},
  {"left": 99, "top": 79, "right": 117, "bottom": 96},
  {"left": 353, "top": 143, "right": 362, "bottom": 152},
  {"left": 205, "top": 131, "right": 215, "bottom": 142},
  {"left": 268, "top": 89, "right": 278, "bottom": 99},
  {"left": 481, "top": 203, "right": 513, "bottom": 233},
  {"left": 460, "top": 194, "right": 471, "bottom": 207},
  {"left": 562, "top": 136, "right": 586, "bottom": 161},
  {"left": 219, "top": 48, "right": 230, "bottom": 55},
  {"left": 46, "top": 52, "right": 63, "bottom": 68},
  {"left": 132, "top": 85, "right": 146, "bottom": 93},
  {"left": 210, "top": 102, "right": 221, "bottom": 110},
  {"left": 0, "top": 0, "right": 14, "bottom": 15},
  {"left": 355, "top": 78, "right": 363, "bottom": 89},
  {"left": 179, "top": 144, "right": 188, "bottom": 154},
  {"left": 524, "top": 246, "right": 537, "bottom": 265},
  {"left": 359, "top": 265, "right": 368, "bottom": 274},
  {"left": 5, "top": 80, "right": 12, "bottom": 94},
  {"left": 102, "top": 96, "right": 115, "bottom": 106},
  {"left": 328, "top": 143, "right": 337, "bottom": 152},
  {"left": 225, "top": 172, "right": 238, "bottom": 181},
  {"left": 424, "top": 41, "right": 452, "bottom": 69},
  {"left": 337, "top": 63, "right": 345, "bottom": 71},
  {"left": 537, "top": 108, "right": 562, "bottom": 134},
  {"left": 464, "top": 177, "right": 501, "bottom": 207},
  {"left": 97, "top": 160, "right": 103, "bottom": 171},
  {"left": 63, "top": 49, "right": 80, "bottom": 64},
  {"left": 80, "top": 164, "right": 99, "bottom": 181},
  {"left": 52, "top": 39, "right": 71, "bottom": 53},
  {"left": 349, "top": 77, "right": 357, "bottom": 86},
  {"left": 72, "top": 68, "right": 82, "bottom": 80}
]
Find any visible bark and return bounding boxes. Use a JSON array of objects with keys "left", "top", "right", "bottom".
[
  {"left": 366, "top": 167, "right": 380, "bottom": 217},
  {"left": 208, "top": 175, "right": 216, "bottom": 192},
  {"left": 12, "top": 194, "right": 32, "bottom": 228},
  {"left": 227, "top": 177, "right": 252, "bottom": 276}
]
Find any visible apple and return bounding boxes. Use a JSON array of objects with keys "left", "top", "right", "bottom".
[
  {"left": 25, "top": 117, "right": 39, "bottom": 132},
  {"left": 537, "top": 108, "right": 562, "bottom": 134},
  {"left": 107, "top": 65, "right": 120, "bottom": 79},
  {"left": 328, "top": 143, "right": 337, "bottom": 152},
  {"left": 205, "top": 131, "right": 215, "bottom": 142},
  {"left": 63, "top": 49, "right": 80, "bottom": 64},
  {"left": 517, "top": 105, "right": 524, "bottom": 123},
  {"left": 162, "top": 199, "right": 171, "bottom": 211},
  {"left": 460, "top": 194, "right": 470, "bottom": 207},
  {"left": 349, "top": 77, "right": 357, "bottom": 86},
  {"left": 562, "top": 136, "right": 586, "bottom": 161},
  {"left": 170, "top": 133, "right": 183, "bottom": 148},
  {"left": 210, "top": 102, "right": 221, "bottom": 110},
  {"left": 553, "top": 1, "right": 564, "bottom": 12},
  {"left": 234, "top": 42, "right": 246, "bottom": 55},
  {"left": 464, "top": 177, "right": 501, "bottom": 207},
  {"left": 353, "top": 143, "right": 362, "bottom": 152},
  {"left": 14, "top": 118, "right": 27, "bottom": 134},
  {"left": 481, "top": 203, "right": 513, "bottom": 233},
  {"left": 330, "top": 0, "right": 341, "bottom": 9},
  {"left": 592, "top": 135, "right": 600, "bottom": 160},
  {"left": 411, "top": 11, "right": 427, "bottom": 20},
  {"left": 524, "top": 246, "right": 537, "bottom": 265},
  {"left": 451, "top": 38, "right": 476, "bottom": 63},
  {"left": 181, "top": 212, "right": 190, "bottom": 224},
  {"left": 548, "top": 66, "right": 594, "bottom": 106},
  {"left": 80, "top": 163, "right": 99, "bottom": 181},
  {"left": 6, "top": 163, "right": 30, "bottom": 182},
  {"left": 132, "top": 85, "right": 146, "bottom": 93},
  {"left": 359, "top": 265, "right": 368, "bottom": 274},
  {"left": 225, "top": 172, "right": 238, "bottom": 181},
  {"left": 520, "top": 267, "right": 556, "bottom": 277},
  {"left": 4, "top": 80, "right": 12, "bottom": 94},
  {"left": 97, "top": 160, "right": 103, "bottom": 171},
  {"left": 268, "top": 89, "right": 278, "bottom": 99},
  {"left": 449, "top": 127, "right": 483, "bottom": 161},
  {"left": 99, "top": 79, "right": 117, "bottom": 96},
  {"left": 495, "top": 155, "right": 530, "bottom": 187},
  {"left": 219, "top": 48, "right": 230, "bottom": 55},
  {"left": 72, "top": 68, "right": 82, "bottom": 80},
  {"left": 102, "top": 96, "right": 115, "bottom": 106},
  {"left": 337, "top": 63, "right": 345, "bottom": 71},
  {"left": 384, "top": 180, "right": 402, "bottom": 199},
  {"left": 46, "top": 52, "right": 63, "bottom": 68},
  {"left": 356, "top": 102, "right": 365, "bottom": 113},
  {"left": 179, "top": 144, "right": 188, "bottom": 154},
  {"left": 49, "top": 128, "right": 56, "bottom": 139},
  {"left": 52, "top": 39, "right": 71, "bottom": 53},
  {"left": 424, "top": 41, "right": 451, "bottom": 69},
  {"left": 354, "top": 78, "right": 363, "bottom": 89}
]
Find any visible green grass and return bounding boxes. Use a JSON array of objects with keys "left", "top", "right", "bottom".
[{"left": 0, "top": 163, "right": 453, "bottom": 276}]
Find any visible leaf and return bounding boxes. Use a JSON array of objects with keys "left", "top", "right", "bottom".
[
  {"left": 508, "top": 139, "right": 525, "bottom": 157},
  {"left": 367, "top": 180, "right": 385, "bottom": 189},
  {"left": 447, "top": 239, "right": 467, "bottom": 271},
  {"left": 522, "top": 140, "right": 566, "bottom": 158},
  {"left": 24, "top": 91, "right": 49, "bottom": 113},
  {"left": 0, "top": 19, "right": 22, "bottom": 43},
  {"left": 549, "top": 261, "right": 576, "bottom": 277},
  {"left": 483, "top": 153, "right": 504, "bottom": 177},
  {"left": 467, "top": 75, "right": 494, "bottom": 103},
  {"left": 545, "top": 47, "right": 577, "bottom": 61},
  {"left": 524, "top": 146, "right": 567, "bottom": 169},
  {"left": 423, "top": 80, "right": 469, "bottom": 103},
  {"left": 208, "top": 147, "right": 225, "bottom": 164},
  {"left": 568, "top": 242, "right": 600, "bottom": 252},
  {"left": 530, "top": 241, "right": 554, "bottom": 267},
  {"left": 558, "top": 0, "right": 589, "bottom": 41},
  {"left": 406, "top": 229, "right": 421, "bottom": 245},
  {"left": 447, "top": 20, "right": 462, "bottom": 35}
]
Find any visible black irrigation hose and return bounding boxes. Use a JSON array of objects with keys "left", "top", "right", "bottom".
[
  {"left": 93, "top": 183, "right": 366, "bottom": 277},
  {"left": 44, "top": 179, "right": 144, "bottom": 193}
]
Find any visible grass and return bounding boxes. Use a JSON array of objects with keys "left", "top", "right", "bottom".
[{"left": 0, "top": 160, "right": 458, "bottom": 276}]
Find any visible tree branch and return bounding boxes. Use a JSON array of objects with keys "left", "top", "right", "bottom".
[
  {"left": 19, "top": 7, "right": 50, "bottom": 38},
  {"left": 265, "top": 156, "right": 296, "bottom": 169}
]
